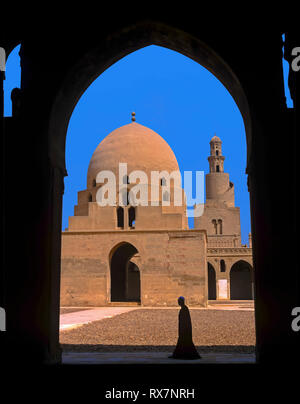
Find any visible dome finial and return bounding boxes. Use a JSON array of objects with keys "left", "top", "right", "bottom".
[{"left": 131, "top": 111, "right": 136, "bottom": 122}]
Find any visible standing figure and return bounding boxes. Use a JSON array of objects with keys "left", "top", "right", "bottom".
[{"left": 169, "top": 296, "right": 201, "bottom": 359}]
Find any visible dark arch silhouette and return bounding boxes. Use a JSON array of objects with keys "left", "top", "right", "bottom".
[
  {"left": 207, "top": 263, "right": 216, "bottom": 300},
  {"left": 36, "top": 24, "right": 256, "bottom": 363},
  {"left": 1, "top": 30, "right": 297, "bottom": 367},
  {"left": 230, "top": 260, "right": 254, "bottom": 300},
  {"left": 109, "top": 242, "right": 140, "bottom": 302},
  {"left": 48, "top": 22, "right": 252, "bottom": 176}
]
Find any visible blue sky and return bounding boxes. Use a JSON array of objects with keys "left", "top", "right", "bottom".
[{"left": 4, "top": 43, "right": 293, "bottom": 244}]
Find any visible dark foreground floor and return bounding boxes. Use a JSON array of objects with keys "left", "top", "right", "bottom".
[{"left": 60, "top": 309, "right": 255, "bottom": 353}]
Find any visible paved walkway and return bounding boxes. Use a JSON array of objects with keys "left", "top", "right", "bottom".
[
  {"left": 207, "top": 303, "right": 254, "bottom": 311},
  {"left": 62, "top": 351, "right": 255, "bottom": 365},
  {"left": 60, "top": 307, "right": 139, "bottom": 331}
]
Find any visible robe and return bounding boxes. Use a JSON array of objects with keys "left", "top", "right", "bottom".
[{"left": 171, "top": 304, "right": 201, "bottom": 359}]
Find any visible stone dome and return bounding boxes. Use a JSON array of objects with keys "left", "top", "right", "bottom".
[
  {"left": 87, "top": 121, "right": 180, "bottom": 188},
  {"left": 210, "top": 135, "right": 221, "bottom": 143}
]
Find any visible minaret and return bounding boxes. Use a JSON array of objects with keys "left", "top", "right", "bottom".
[
  {"left": 208, "top": 135, "right": 225, "bottom": 173},
  {"left": 205, "top": 135, "right": 235, "bottom": 207},
  {"left": 194, "top": 135, "right": 240, "bottom": 242}
]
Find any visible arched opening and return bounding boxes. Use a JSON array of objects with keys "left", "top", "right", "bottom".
[
  {"left": 212, "top": 219, "right": 217, "bottom": 234},
  {"left": 56, "top": 28, "right": 252, "bottom": 246},
  {"left": 128, "top": 206, "right": 136, "bottom": 228},
  {"left": 110, "top": 242, "right": 140, "bottom": 303},
  {"left": 230, "top": 260, "right": 254, "bottom": 300},
  {"left": 46, "top": 22, "right": 254, "bottom": 363},
  {"left": 207, "top": 263, "right": 216, "bottom": 300},
  {"left": 218, "top": 219, "right": 223, "bottom": 235},
  {"left": 117, "top": 206, "right": 124, "bottom": 228},
  {"left": 3, "top": 44, "right": 21, "bottom": 117},
  {"left": 220, "top": 259, "right": 226, "bottom": 272},
  {"left": 281, "top": 33, "right": 294, "bottom": 108},
  {"left": 48, "top": 22, "right": 253, "bottom": 178}
]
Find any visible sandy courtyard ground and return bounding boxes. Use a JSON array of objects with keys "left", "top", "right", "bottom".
[{"left": 60, "top": 308, "right": 256, "bottom": 353}]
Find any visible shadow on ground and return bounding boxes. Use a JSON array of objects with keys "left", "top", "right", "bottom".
[{"left": 61, "top": 344, "right": 255, "bottom": 353}]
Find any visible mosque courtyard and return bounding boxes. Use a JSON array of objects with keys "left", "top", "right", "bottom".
[{"left": 59, "top": 304, "right": 256, "bottom": 364}]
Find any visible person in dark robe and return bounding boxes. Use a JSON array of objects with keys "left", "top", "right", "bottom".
[{"left": 169, "top": 296, "right": 201, "bottom": 359}]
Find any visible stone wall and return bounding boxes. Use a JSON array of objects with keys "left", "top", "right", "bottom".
[
  {"left": 70, "top": 203, "right": 187, "bottom": 231},
  {"left": 60, "top": 229, "right": 207, "bottom": 307},
  {"left": 194, "top": 204, "right": 241, "bottom": 237}
]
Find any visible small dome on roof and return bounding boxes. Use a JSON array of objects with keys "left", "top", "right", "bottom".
[{"left": 210, "top": 135, "right": 222, "bottom": 143}]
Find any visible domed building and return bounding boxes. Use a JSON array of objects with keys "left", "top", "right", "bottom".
[{"left": 60, "top": 114, "right": 253, "bottom": 307}]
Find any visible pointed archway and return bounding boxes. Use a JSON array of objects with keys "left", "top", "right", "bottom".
[
  {"left": 207, "top": 263, "right": 216, "bottom": 300},
  {"left": 109, "top": 242, "right": 140, "bottom": 303},
  {"left": 230, "top": 260, "right": 254, "bottom": 300},
  {"left": 12, "top": 23, "right": 260, "bottom": 365}
]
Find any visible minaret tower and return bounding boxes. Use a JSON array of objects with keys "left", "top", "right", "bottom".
[
  {"left": 194, "top": 134, "right": 240, "bottom": 242},
  {"left": 208, "top": 135, "right": 225, "bottom": 173},
  {"left": 205, "top": 135, "right": 234, "bottom": 207}
]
